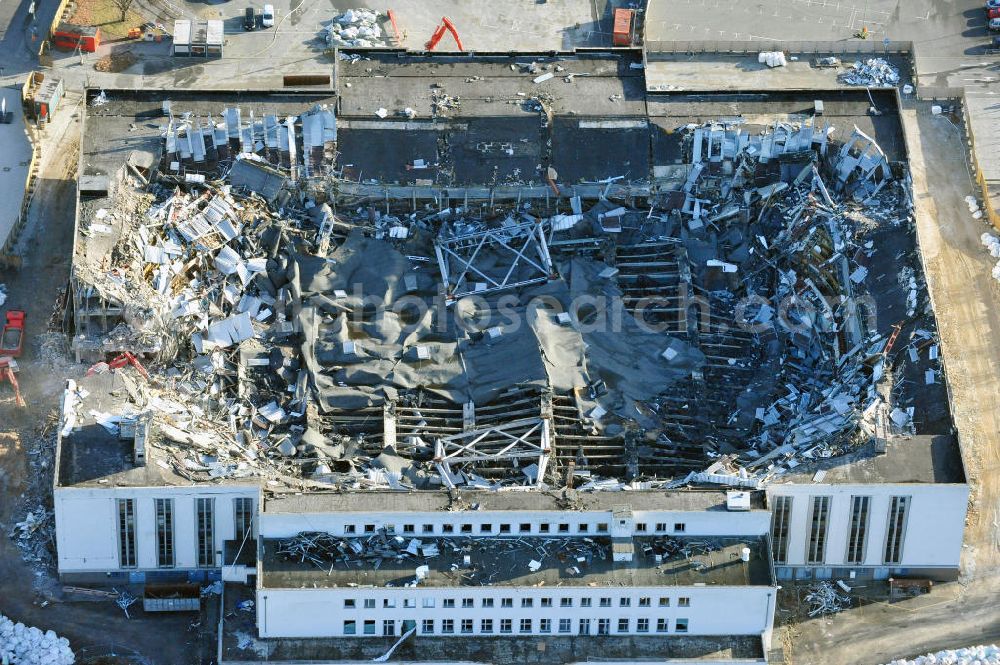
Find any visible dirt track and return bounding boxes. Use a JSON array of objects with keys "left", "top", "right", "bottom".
[
  {"left": 787, "top": 104, "right": 1000, "bottom": 665},
  {"left": 0, "top": 94, "right": 205, "bottom": 665}
]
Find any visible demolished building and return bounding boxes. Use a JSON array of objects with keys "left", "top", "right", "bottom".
[{"left": 53, "top": 54, "right": 967, "bottom": 663}]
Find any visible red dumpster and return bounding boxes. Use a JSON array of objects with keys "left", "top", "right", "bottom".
[
  {"left": 52, "top": 23, "right": 101, "bottom": 52},
  {"left": 612, "top": 8, "right": 634, "bottom": 47}
]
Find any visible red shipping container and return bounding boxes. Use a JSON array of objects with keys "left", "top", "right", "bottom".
[
  {"left": 52, "top": 23, "right": 101, "bottom": 52},
  {"left": 613, "top": 8, "right": 634, "bottom": 47}
]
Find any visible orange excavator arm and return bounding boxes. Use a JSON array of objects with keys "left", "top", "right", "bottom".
[{"left": 425, "top": 16, "right": 463, "bottom": 51}]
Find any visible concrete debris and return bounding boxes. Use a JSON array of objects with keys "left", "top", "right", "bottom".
[
  {"left": 804, "top": 580, "right": 851, "bottom": 616},
  {"left": 0, "top": 614, "right": 75, "bottom": 665},
  {"left": 884, "top": 645, "right": 1000, "bottom": 665},
  {"left": 322, "top": 8, "right": 386, "bottom": 48},
  {"left": 841, "top": 58, "right": 901, "bottom": 87},
  {"left": 234, "top": 630, "right": 271, "bottom": 656},
  {"left": 980, "top": 234, "right": 1000, "bottom": 282}
]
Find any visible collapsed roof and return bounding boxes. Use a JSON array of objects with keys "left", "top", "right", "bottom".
[{"left": 64, "top": 84, "right": 949, "bottom": 495}]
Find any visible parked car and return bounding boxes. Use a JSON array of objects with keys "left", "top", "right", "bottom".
[
  {"left": 991, "top": 17, "right": 1000, "bottom": 30},
  {"left": 243, "top": 7, "right": 256, "bottom": 30},
  {"left": 987, "top": 0, "right": 1000, "bottom": 9},
  {"left": 990, "top": 35, "right": 1000, "bottom": 52},
  {"left": 989, "top": 7, "right": 1000, "bottom": 19},
  {"left": 261, "top": 4, "right": 274, "bottom": 27}
]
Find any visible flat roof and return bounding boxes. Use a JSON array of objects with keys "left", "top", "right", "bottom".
[
  {"left": 259, "top": 534, "right": 772, "bottom": 589},
  {"left": 337, "top": 53, "right": 647, "bottom": 119},
  {"left": 770, "top": 435, "right": 965, "bottom": 485},
  {"left": 262, "top": 489, "right": 761, "bottom": 514}
]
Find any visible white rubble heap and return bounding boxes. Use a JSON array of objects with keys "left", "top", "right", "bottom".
[
  {"left": 322, "top": 8, "right": 385, "bottom": 48},
  {"left": 980, "top": 233, "right": 1000, "bottom": 282},
  {"left": 841, "top": 58, "right": 901, "bottom": 87},
  {"left": 884, "top": 645, "right": 1000, "bottom": 665},
  {"left": 0, "top": 614, "right": 75, "bottom": 665}
]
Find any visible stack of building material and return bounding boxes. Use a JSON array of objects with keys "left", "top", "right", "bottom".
[{"left": 758, "top": 51, "right": 787, "bottom": 68}]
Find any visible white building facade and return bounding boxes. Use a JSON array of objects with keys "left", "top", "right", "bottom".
[{"left": 766, "top": 482, "right": 968, "bottom": 581}]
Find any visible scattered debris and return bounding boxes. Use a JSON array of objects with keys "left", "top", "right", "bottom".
[
  {"left": 275, "top": 529, "right": 611, "bottom": 582},
  {"left": 115, "top": 587, "right": 139, "bottom": 618},
  {"left": 803, "top": 580, "right": 851, "bottom": 616},
  {"left": 0, "top": 614, "right": 75, "bottom": 665}
]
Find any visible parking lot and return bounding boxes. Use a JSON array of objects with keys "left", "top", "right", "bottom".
[
  {"left": 57, "top": 0, "right": 622, "bottom": 89},
  {"left": 645, "top": 0, "right": 1000, "bottom": 92}
]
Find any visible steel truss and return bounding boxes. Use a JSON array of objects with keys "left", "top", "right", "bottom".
[
  {"left": 434, "top": 221, "right": 553, "bottom": 299},
  {"left": 434, "top": 417, "right": 551, "bottom": 487}
]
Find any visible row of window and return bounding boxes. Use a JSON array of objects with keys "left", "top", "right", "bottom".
[
  {"left": 771, "top": 495, "right": 910, "bottom": 566},
  {"left": 118, "top": 497, "right": 254, "bottom": 569},
  {"left": 342, "top": 521, "right": 686, "bottom": 536},
  {"left": 343, "top": 596, "right": 691, "bottom": 609},
  {"left": 343, "top": 617, "right": 690, "bottom": 636}
]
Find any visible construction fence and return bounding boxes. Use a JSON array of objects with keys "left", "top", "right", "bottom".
[{"left": 644, "top": 40, "right": 914, "bottom": 57}]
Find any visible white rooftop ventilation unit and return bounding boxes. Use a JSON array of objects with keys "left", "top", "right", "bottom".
[{"left": 726, "top": 490, "right": 752, "bottom": 512}]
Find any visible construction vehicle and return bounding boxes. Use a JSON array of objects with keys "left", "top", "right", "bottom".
[
  {"left": 386, "top": 9, "right": 404, "bottom": 46},
  {"left": 425, "top": 16, "right": 463, "bottom": 51},
  {"left": 1, "top": 310, "right": 26, "bottom": 407},
  {"left": 1, "top": 310, "right": 25, "bottom": 358},
  {"left": 86, "top": 351, "right": 150, "bottom": 380}
]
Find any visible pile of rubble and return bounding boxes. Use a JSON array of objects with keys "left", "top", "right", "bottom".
[
  {"left": 841, "top": 58, "right": 901, "bottom": 87},
  {"left": 0, "top": 614, "right": 75, "bottom": 665},
  {"left": 803, "top": 580, "right": 852, "bottom": 616},
  {"left": 66, "top": 96, "right": 932, "bottom": 494},
  {"left": 982, "top": 233, "right": 1000, "bottom": 282},
  {"left": 9, "top": 510, "right": 55, "bottom": 565},
  {"left": 884, "top": 645, "right": 1000, "bottom": 665},
  {"left": 322, "top": 9, "right": 385, "bottom": 47}
]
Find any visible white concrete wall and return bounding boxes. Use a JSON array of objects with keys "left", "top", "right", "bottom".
[
  {"left": 766, "top": 483, "right": 968, "bottom": 570},
  {"left": 259, "top": 508, "right": 772, "bottom": 540},
  {"left": 257, "top": 585, "right": 775, "bottom": 639},
  {"left": 54, "top": 484, "right": 259, "bottom": 573}
]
